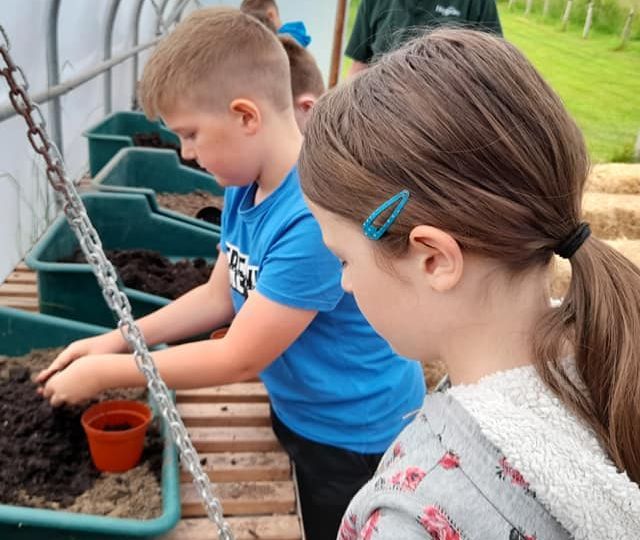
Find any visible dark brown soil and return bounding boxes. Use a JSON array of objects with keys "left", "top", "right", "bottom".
[
  {"left": 156, "top": 190, "right": 224, "bottom": 226},
  {"left": 103, "top": 423, "right": 134, "bottom": 432},
  {"left": 133, "top": 131, "right": 207, "bottom": 172},
  {"left": 62, "top": 249, "right": 213, "bottom": 300},
  {"left": 0, "top": 348, "right": 164, "bottom": 518}
]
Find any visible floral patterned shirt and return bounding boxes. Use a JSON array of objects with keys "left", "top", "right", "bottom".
[{"left": 338, "top": 392, "right": 569, "bottom": 539}]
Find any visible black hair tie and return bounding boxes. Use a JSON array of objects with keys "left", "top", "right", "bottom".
[{"left": 554, "top": 222, "right": 591, "bottom": 259}]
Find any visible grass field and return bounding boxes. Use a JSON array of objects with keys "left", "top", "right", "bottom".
[{"left": 341, "top": 1, "right": 640, "bottom": 163}]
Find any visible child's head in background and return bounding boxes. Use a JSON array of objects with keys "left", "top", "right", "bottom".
[
  {"left": 299, "top": 28, "right": 640, "bottom": 484},
  {"left": 243, "top": 9, "right": 278, "bottom": 33},
  {"left": 279, "top": 35, "right": 325, "bottom": 132},
  {"left": 138, "top": 7, "right": 297, "bottom": 186},
  {"left": 240, "top": 0, "right": 281, "bottom": 30}
]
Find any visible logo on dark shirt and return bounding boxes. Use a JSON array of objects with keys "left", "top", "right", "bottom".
[
  {"left": 226, "top": 242, "right": 259, "bottom": 298},
  {"left": 435, "top": 4, "right": 462, "bottom": 16}
]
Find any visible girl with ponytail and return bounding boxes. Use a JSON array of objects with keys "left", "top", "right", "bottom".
[{"left": 299, "top": 28, "right": 640, "bottom": 539}]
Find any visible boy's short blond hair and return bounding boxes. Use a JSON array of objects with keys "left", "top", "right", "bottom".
[
  {"left": 139, "top": 7, "right": 291, "bottom": 118},
  {"left": 279, "top": 36, "right": 325, "bottom": 99}
]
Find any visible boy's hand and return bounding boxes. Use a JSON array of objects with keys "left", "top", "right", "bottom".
[
  {"left": 36, "top": 334, "right": 123, "bottom": 385},
  {"left": 40, "top": 356, "right": 106, "bottom": 407}
]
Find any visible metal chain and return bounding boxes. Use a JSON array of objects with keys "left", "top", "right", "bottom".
[{"left": 0, "top": 26, "right": 233, "bottom": 540}]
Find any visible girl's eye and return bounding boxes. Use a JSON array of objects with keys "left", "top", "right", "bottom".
[{"left": 340, "top": 260, "right": 348, "bottom": 268}]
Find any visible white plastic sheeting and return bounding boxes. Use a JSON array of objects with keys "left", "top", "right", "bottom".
[
  {"left": 0, "top": 0, "right": 343, "bottom": 283},
  {"left": 0, "top": 0, "right": 164, "bottom": 281}
]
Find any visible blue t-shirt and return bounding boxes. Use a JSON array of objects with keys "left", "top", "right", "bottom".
[{"left": 220, "top": 166, "right": 425, "bottom": 453}]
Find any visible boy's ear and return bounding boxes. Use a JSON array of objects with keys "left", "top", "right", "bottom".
[
  {"left": 266, "top": 7, "right": 281, "bottom": 28},
  {"left": 407, "top": 225, "right": 463, "bottom": 292},
  {"left": 229, "top": 99, "right": 261, "bottom": 135},
  {"left": 294, "top": 93, "right": 317, "bottom": 113}
]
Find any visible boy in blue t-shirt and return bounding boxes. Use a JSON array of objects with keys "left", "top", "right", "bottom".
[{"left": 37, "top": 8, "right": 425, "bottom": 539}]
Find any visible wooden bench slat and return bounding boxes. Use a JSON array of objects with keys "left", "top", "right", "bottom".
[
  {"left": 4, "top": 271, "right": 37, "bottom": 284},
  {"left": 181, "top": 451, "right": 290, "bottom": 483},
  {"left": 181, "top": 481, "right": 296, "bottom": 517},
  {"left": 160, "top": 515, "right": 302, "bottom": 540},
  {"left": 0, "top": 297, "right": 39, "bottom": 311},
  {"left": 0, "top": 283, "right": 38, "bottom": 297},
  {"left": 189, "top": 426, "right": 281, "bottom": 453},
  {"left": 177, "top": 383, "right": 269, "bottom": 403},
  {"left": 178, "top": 402, "right": 271, "bottom": 427}
]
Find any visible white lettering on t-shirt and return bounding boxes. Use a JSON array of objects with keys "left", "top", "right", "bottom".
[
  {"left": 435, "top": 4, "right": 462, "bottom": 17},
  {"left": 226, "top": 242, "right": 259, "bottom": 298}
]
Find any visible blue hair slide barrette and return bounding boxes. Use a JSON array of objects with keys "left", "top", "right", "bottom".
[{"left": 362, "top": 190, "right": 410, "bottom": 241}]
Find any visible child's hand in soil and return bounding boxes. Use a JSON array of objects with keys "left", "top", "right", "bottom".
[
  {"left": 40, "top": 355, "right": 106, "bottom": 406},
  {"left": 36, "top": 334, "right": 125, "bottom": 386}
]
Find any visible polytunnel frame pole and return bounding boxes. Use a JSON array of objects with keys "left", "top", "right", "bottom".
[
  {"left": 46, "top": 0, "right": 62, "bottom": 156},
  {"left": 103, "top": 0, "right": 122, "bottom": 116},
  {"left": 131, "top": 0, "right": 146, "bottom": 108},
  {"left": 155, "top": 0, "right": 171, "bottom": 35},
  {"left": 165, "top": 0, "right": 191, "bottom": 28},
  {"left": 0, "top": 40, "right": 162, "bottom": 123}
]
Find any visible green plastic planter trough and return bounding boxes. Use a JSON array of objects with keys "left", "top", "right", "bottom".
[
  {"left": 92, "top": 147, "right": 223, "bottom": 233},
  {"left": 0, "top": 307, "right": 180, "bottom": 539},
  {"left": 84, "top": 111, "right": 181, "bottom": 176},
  {"left": 26, "top": 192, "right": 220, "bottom": 328}
]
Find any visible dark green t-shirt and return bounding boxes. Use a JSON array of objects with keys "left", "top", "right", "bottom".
[{"left": 345, "top": 0, "right": 503, "bottom": 63}]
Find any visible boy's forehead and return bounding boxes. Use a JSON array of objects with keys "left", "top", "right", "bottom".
[{"left": 161, "top": 100, "right": 226, "bottom": 129}]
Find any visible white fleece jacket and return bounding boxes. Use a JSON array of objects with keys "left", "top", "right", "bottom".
[{"left": 449, "top": 366, "right": 640, "bottom": 539}]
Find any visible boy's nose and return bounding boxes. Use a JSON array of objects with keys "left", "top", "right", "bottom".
[
  {"left": 180, "top": 142, "right": 196, "bottom": 161},
  {"left": 341, "top": 272, "right": 353, "bottom": 294}
]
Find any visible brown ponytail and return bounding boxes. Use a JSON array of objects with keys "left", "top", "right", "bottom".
[
  {"left": 535, "top": 237, "right": 640, "bottom": 478},
  {"left": 299, "top": 28, "right": 640, "bottom": 483}
]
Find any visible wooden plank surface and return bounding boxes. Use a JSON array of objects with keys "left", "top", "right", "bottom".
[
  {"left": 177, "top": 383, "right": 269, "bottom": 403},
  {"left": 181, "top": 481, "right": 296, "bottom": 517},
  {"left": 181, "top": 451, "right": 290, "bottom": 483},
  {"left": 4, "top": 270, "right": 37, "bottom": 284},
  {"left": 161, "top": 515, "right": 302, "bottom": 540},
  {"left": 189, "top": 426, "right": 281, "bottom": 453},
  {"left": 179, "top": 402, "right": 271, "bottom": 427},
  {"left": 0, "top": 264, "right": 38, "bottom": 311},
  {"left": 0, "top": 283, "right": 37, "bottom": 297},
  {"left": 0, "top": 296, "right": 39, "bottom": 311}
]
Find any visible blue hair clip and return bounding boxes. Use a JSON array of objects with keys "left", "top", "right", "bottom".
[{"left": 362, "top": 190, "right": 410, "bottom": 240}]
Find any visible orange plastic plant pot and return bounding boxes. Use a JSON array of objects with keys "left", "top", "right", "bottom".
[
  {"left": 210, "top": 326, "right": 229, "bottom": 339},
  {"left": 81, "top": 400, "right": 152, "bottom": 473}
]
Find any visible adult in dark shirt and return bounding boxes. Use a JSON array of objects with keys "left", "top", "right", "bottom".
[{"left": 346, "top": 0, "right": 502, "bottom": 76}]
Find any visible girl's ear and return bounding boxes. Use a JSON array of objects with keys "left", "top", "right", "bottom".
[
  {"left": 407, "top": 225, "right": 463, "bottom": 292},
  {"left": 229, "top": 99, "right": 261, "bottom": 135}
]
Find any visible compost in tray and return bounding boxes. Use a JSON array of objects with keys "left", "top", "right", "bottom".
[
  {"left": 156, "top": 190, "right": 224, "bottom": 225},
  {"left": 62, "top": 249, "right": 214, "bottom": 300},
  {"left": 0, "top": 348, "right": 164, "bottom": 519}
]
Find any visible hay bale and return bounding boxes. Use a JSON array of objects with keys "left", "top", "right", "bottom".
[
  {"left": 421, "top": 359, "right": 447, "bottom": 391},
  {"left": 586, "top": 164, "right": 640, "bottom": 195},
  {"left": 551, "top": 239, "right": 640, "bottom": 297},
  {"left": 583, "top": 192, "right": 640, "bottom": 239}
]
